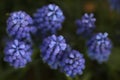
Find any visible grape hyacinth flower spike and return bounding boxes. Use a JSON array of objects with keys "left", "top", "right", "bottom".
[
  {"left": 40, "top": 34, "right": 67, "bottom": 69},
  {"left": 59, "top": 48, "right": 85, "bottom": 77},
  {"left": 7, "top": 11, "right": 36, "bottom": 40},
  {"left": 4, "top": 39, "right": 33, "bottom": 68},
  {"left": 86, "top": 32, "right": 112, "bottom": 63},
  {"left": 33, "top": 4, "right": 65, "bottom": 34},
  {"left": 76, "top": 13, "right": 96, "bottom": 37}
]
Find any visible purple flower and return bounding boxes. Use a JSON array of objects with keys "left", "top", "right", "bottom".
[
  {"left": 33, "top": 4, "right": 65, "bottom": 34},
  {"left": 40, "top": 34, "right": 67, "bottom": 69},
  {"left": 59, "top": 48, "right": 85, "bottom": 77},
  {"left": 86, "top": 32, "right": 112, "bottom": 63},
  {"left": 4, "top": 39, "right": 33, "bottom": 68},
  {"left": 76, "top": 13, "right": 96, "bottom": 37},
  {"left": 7, "top": 11, "right": 36, "bottom": 40}
]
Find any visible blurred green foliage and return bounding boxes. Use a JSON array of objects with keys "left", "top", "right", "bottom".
[{"left": 0, "top": 0, "right": 120, "bottom": 80}]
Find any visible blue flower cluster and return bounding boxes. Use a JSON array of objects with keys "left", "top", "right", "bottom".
[
  {"left": 4, "top": 39, "right": 32, "bottom": 68},
  {"left": 33, "top": 4, "right": 65, "bottom": 34},
  {"left": 3, "top": 3, "right": 113, "bottom": 78},
  {"left": 86, "top": 32, "right": 112, "bottom": 63},
  {"left": 76, "top": 13, "right": 96, "bottom": 37},
  {"left": 40, "top": 35, "right": 85, "bottom": 77},
  {"left": 5, "top": 11, "right": 34, "bottom": 68},
  {"left": 108, "top": 0, "right": 120, "bottom": 12},
  {"left": 7, "top": 11, "right": 36, "bottom": 40},
  {"left": 40, "top": 35, "right": 67, "bottom": 69},
  {"left": 75, "top": 13, "right": 112, "bottom": 63},
  {"left": 59, "top": 48, "right": 85, "bottom": 77}
]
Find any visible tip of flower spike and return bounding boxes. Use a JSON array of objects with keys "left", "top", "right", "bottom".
[
  {"left": 76, "top": 13, "right": 96, "bottom": 37},
  {"left": 7, "top": 11, "right": 36, "bottom": 40},
  {"left": 33, "top": 4, "right": 65, "bottom": 34},
  {"left": 86, "top": 32, "right": 112, "bottom": 63},
  {"left": 96, "top": 32, "right": 108, "bottom": 40},
  {"left": 59, "top": 49, "right": 85, "bottom": 77},
  {"left": 4, "top": 39, "right": 33, "bottom": 68},
  {"left": 40, "top": 34, "right": 67, "bottom": 69}
]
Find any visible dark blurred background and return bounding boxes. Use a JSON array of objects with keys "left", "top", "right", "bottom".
[{"left": 0, "top": 0, "right": 120, "bottom": 80}]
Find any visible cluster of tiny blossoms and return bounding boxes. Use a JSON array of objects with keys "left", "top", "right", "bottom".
[
  {"left": 5, "top": 11, "right": 34, "bottom": 68},
  {"left": 76, "top": 13, "right": 96, "bottom": 37},
  {"left": 75, "top": 13, "right": 112, "bottom": 63},
  {"left": 4, "top": 3, "right": 113, "bottom": 78},
  {"left": 40, "top": 35, "right": 85, "bottom": 77}
]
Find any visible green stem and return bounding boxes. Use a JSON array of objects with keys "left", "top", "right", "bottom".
[
  {"left": 75, "top": 76, "right": 79, "bottom": 80},
  {"left": 66, "top": 76, "right": 73, "bottom": 80}
]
